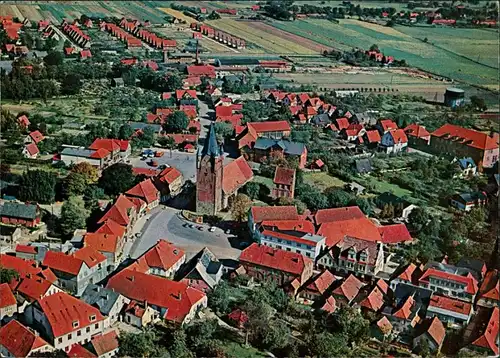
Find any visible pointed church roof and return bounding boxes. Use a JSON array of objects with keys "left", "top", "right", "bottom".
[{"left": 201, "top": 123, "right": 221, "bottom": 157}]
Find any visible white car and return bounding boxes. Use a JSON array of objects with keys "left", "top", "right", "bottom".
[{"left": 209, "top": 226, "right": 216, "bottom": 232}]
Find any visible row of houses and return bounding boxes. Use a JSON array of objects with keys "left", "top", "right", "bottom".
[
  {"left": 100, "top": 22, "right": 142, "bottom": 49},
  {"left": 190, "top": 22, "right": 246, "bottom": 49},
  {"left": 61, "top": 20, "right": 91, "bottom": 48},
  {"left": 118, "top": 18, "right": 177, "bottom": 49},
  {"left": 58, "top": 138, "right": 131, "bottom": 169},
  {"left": 0, "top": 15, "right": 23, "bottom": 41}
]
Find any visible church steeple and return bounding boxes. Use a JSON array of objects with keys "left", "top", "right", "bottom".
[{"left": 201, "top": 123, "right": 221, "bottom": 158}]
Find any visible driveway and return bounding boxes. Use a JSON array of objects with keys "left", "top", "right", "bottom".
[{"left": 130, "top": 207, "right": 242, "bottom": 261}]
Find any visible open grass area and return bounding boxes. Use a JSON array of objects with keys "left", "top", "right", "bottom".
[
  {"left": 223, "top": 341, "right": 267, "bottom": 358},
  {"left": 270, "top": 18, "right": 499, "bottom": 88},
  {"left": 253, "top": 175, "right": 274, "bottom": 190},
  {"left": 357, "top": 175, "right": 413, "bottom": 198},
  {"left": 303, "top": 172, "right": 346, "bottom": 191}
]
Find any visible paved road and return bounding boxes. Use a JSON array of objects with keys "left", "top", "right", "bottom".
[
  {"left": 197, "top": 97, "right": 214, "bottom": 142},
  {"left": 129, "top": 150, "right": 197, "bottom": 183},
  {"left": 130, "top": 207, "right": 242, "bottom": 261}
]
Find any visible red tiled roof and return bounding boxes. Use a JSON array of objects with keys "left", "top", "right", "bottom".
[
  {"left": 132, "top": 167, "right": 160, "bottom": 177},
  {"left": 97, "top": 194, "right": 135, "bottom": 226},
  {"left": 15, "top": 244, "right": 37, "bottom": 254},
  {"left": 84, "top": 233, "right": 120, "bottom": 253},
  {"left": 306, "top": 106, "right": 317, "bottom": 116},
  {"left": 247, "top": 120, "right": 291, "bottom": 133},
  {"left": 260, "top": 219, "right": 315, "bottom": 234},
  {"left": 321, "top": 296, "right": 337, "bottom": 313},
  {"left": 38, "top": 292, "right": 104, "bottom": 337},
  {"left": 307, "top": 270, "right": 337, "bottom": 294},
  {"left": 184, "top": 76, "right": 202, "bottom": 87},
  {"left": 228, "top": 309, "right": 248, "bottom": 325},
  {"left": 126, "top": 179, "right": 159, "bottom": 204},
  {"left": 17, "top": 115, "right": 30, "bottom": 126},
  {"left": 68, "top": 344, "right": 96, "bottom": 358},
  {"left": 376, "top": 278, "right": 389, "bottom": 294},
  {"left": 222, "top": 156, "right": 253, "bottom": 195},
  {"left": 106, "top": 269, "right": 206, "bottom": 323},
  {"left": 423, "top": 317, "right": 446, "bottom": 346},
  {"left": 165, "top": 133, "right": 198, "bottom": 144},
  {"left": 42, "top": 251, "right": 83, "bottom": 276},
  {"left": 376, "top": 316, "right": 393, "bottom": 334},
  {"left": 15, "top": 275, "right": 53, "bottom": 302},
  {"left": 273, "top": 166, "right": 295, "bottom": 186},
  {"left": 161, "top": 92, "right": 172, "bottom": 100},
  {"left": 332, "top": 274, "right": 365, "bottom": 302},
  {"left": 89, "top": 148, "right": 110, "bottom": 159},
  {"left": 432, "top": 124, "right": 498, "bottom": 151},
  {"left": 40, "top": 268, "right": 57, "bottom": 283},
  {"left": 388, "top": 129, "right": 408, "bottom": 144},
  {"left": 250, "top": 205, "right": 298, "bottom": 223},
  {"left": 89, "top": 138, "right": 120, "bottom": 152},
  {"left": 378, "top": 224, "right": 412, "bottom": 244},
  {"left": 314, "top": 159, "right": 324, "bottom": 168},
  {"left": 96, "top": 219, "right": 126, "bottom": 237},
  {"left": 419, "top": 268, "right": 478, "bottom": 294},
  {"left": 124, "top": 300, "right": 145, "bottom": 318},
  {"left": 314, "top": 206, "right": 365, "bottom": 225},
  {"left": 393, "top": 295, "right": 415, "bottom": 320},
  {"left": 29, "top": 130, "right": 44, "bottom": 143},
  {"left": 187, "top": 64, "right": 216, "bottom": 78},
  {"left": 366, "top": 130, "right": 381, "bottom": 143},
  {"left": 159, "top": 167, "right": 182, "bottom": 184},
  {"left": 239, "top": 243, "right": 312, "bottom": 276},
  {"left": 404, "top": 124, "right": 430, "bottom": 138},
  {"left": 336, "top": 117, "right": 350, "bottom": 130},
  {"left": 0, "top": 254, "right": 40, "bottom": 278},
  {"left": 25, "top": 143, "right": 39, "bottom": 156},
  {"left": 73, "top": 246, "right": 107, "bottom": 268},
  {"left": 175, "top": 89, "right": 197, "bottom": 100},
  {"left": 380, "top": 119, "right": 398, "bottom": 131},
  {"left": 359, "top": 286, "right": 385, "bottom": 311},
  {"left": 131, "top": 240, "right": 184, "bottom": 272},
  {"left": 397, "top": 263, "right": 419, "bottom": 282},
  {"left": 80, "top": 49, "right": 92, "bottom": 58},
  {"left": 0, "top": 320, "right": 49, "bottom": 357},
  {"left": 471, "top": 307, "right": 499, "bottom": 355},
  {"left": 478, "top": 269, "right": 499, "bottom": 301},
  {"left": 0, "top": 283, "right": 16, "bottom": 308},
  {"left": 345, "top": 123, "right": 364, "bottom": 137},
  {"left": 317, "top": 217, "right": 381, "bottom": 247},
  {"left": 429, "top": 294, "right": 472, "bottom": 315},
  {"left": 91, "top": 330, "right": 119, "bottom": 356},
  {"left": 121, "top": 58, "right": 137, "bottom": 66},
  {"left": 216, "top": 105, "right": 233, "bottom": 118}
]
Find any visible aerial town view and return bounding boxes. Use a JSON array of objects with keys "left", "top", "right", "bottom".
[{"left": 0, "top": 0, "right": 498, "bottom": 357}]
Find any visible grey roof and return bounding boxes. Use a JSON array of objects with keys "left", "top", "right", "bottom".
[
  {"left": 457, "top": 191, "right": 487, "bottom": 203},
  {"left": 0, "top": 61, "right": 13, "bottom": 73},
  {"left": 393, "top": 282, "right": 433, "bottom": 313},
  {"left": 128, "top": 122, "right": 162, "bottom": 132},
  {"left": 254, "top": 138, "right": 305, "bottom": 156},
  {"left": 81, "top": 284, "right": 122, "bottom": 316},
  {"left": 179, "top": 247, "right": 222, "bottom": 289},
  {"left": 312, "top": 113, "right": 330, "bottom": 126},
  {"left": 27, "top": 50, "right": 48, "bottom": 59},
  {"left": 456, "top": 258, "right": 485, "bottom": 279},
  {"left": 61, "top": 147, "right": 95, "bottom": 158},
  {"left": 457, "top": 157, "right": 476, "bottom": 169},
  {"left": 355, "top": 158, "right": 372, "bottom": 174},
  {"left": 201, "top": 123, "right": 222, "bottom": 157},
  {"left": 0, "top": 201, "right": 38, "bottom": 220}
]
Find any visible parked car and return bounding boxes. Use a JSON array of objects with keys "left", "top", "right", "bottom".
[
  {"left": 209, "top": 226, "right": 216, "bottom": 232},
  {"left": 155, "top": 151, "right": 164, "bottom": 157},
  {"left": 150, "top": 160, "right": 158, "bottom": 167},
  {"left": 197, "top": 226, "right": 204, "bottom": 231}
]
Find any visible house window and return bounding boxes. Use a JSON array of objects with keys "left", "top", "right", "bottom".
[
  {"left": 68, "top": 334, "right": 72, "bottom": 340},
  {"left": 72, "top": 321, "right": 79, "bottom": 328},
  {"left": 90, "top": 315, "right": 96, "bottom": 322},
  {"left": 95, "top": 323, "right": 99, "bottom": 329},
  {"left": 77, "top": 330, "right": 81, "bottom": 337},
  {"left": 86, "top": 327, "right": 90, "bottom": 333},
  {"left": 58, "top": 338, "right": 62, "bottom": 344},
  {"left": 286, "top": 248, "right": 291, "bottom": 251},
  {"left": 306, "top": 252, "right": 311, "bottom": 258}
]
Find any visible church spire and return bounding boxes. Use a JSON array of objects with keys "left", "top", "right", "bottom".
[{"left": 201, "top": 123, "right": 221, "bottom": 157}]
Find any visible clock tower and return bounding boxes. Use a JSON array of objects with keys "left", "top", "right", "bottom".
[{"left": 196, "top": 123, "right": 223, "bottom": 215}]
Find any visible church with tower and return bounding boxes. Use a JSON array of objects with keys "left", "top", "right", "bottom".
[{"left": 196, "top": 124, "right": 254, "bottom": 215}]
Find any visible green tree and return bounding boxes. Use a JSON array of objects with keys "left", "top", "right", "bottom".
[
  {"left": 408, "top": 207, "right": 430, "bottom": 233},
  {"left": 208, "top": 280, "right": 231, "bottom": 314},
  {"left": 158, "top": 135, "right": 176, "bottom": 157},
  {"left": 242, "top": 182, "right": 260, "bottom": 200},
  {"left": 214, "top": 121, "right": 234, "bottom": 141},
  {"left": 334, "top": 306, "right": 370, "bottom": 344},
  {"left": 326, "top": 187, "right": 354, "bottom": 207},
  {"left": 309, "top": 332, "right": 348, "bottom": 357},
  {"left": 186, "top": 319, "right": 219, "bottom": 353},
  {"left": 83, "top": 185, "right": 105, "bottom": 209},
  {"left": 470, "top": 95, "right": 487, "bottom": 111},
  {"left": 118, "top": 124, "right": 134, "bottom": 140},
  {"left": 43, "top": 51, "right": 63, "bottom": 66},
  {"left": 71, "top": 162, "right": 99, "bottom": 184},
  {"left": 163, "top": 111, "right": 189, "bottom": 133},
  {"left": 60, "top": 196, "right": 90, "bottom": 237},
  {"left": 231, "top": 194, "right": 252, "bottom": 222},
  {"left": 169, "top": 329, "right": 193, "bottom": 358},
  {"left": 99, "top": 163, "right": 135, "bottom": 196},
  {"left": 19, "top": 170, "right": 57, "bottom": 204},
  {"left": 60, "top": 74, "right": 83, "bottom": 95},
  {"left": 118, "top": 331, "right": 159, "bottom": 357},
  {"left": 243, "top": 300, "right": 273, "bottom": 345},
  {"left": 262, "top": 321, "right": 291, "bottom": 351},
  {"left": 0, "top": 267, "right": 19, "bottom": 284},
  {"left": 352, "top": 197, "right": 373, "bottom": 215},
  {"left": 63, "top": 172, "right": 87, "bottom": 197}
]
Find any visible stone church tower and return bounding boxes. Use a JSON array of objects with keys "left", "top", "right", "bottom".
[{"left": 196, "top": 124, "right": 223, "bottom": 215}]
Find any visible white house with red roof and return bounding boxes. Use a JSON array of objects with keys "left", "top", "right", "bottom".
[
  {"left": 156, "top": 166, "right": 183, "bottom": 199},
  {"left": 125, "top": 178, "right": 160, "bottom": 210},
  {"left": 23, "top": 142, "right": 40, "bottom": 159},
  {"left": 476, "top": 269, "right": 499, "bottom": 308},
  {"left": 25, "top": 292, "right": 105, "bottom": 352},
  {"left": 0, "top": 283, "right": 17, "bottom": 320},
  {"left": 25, "top": 130, "right": 45, "bottom": 144},
  {"left": 379, "top": 129, "right": 408, "bottom": 154},
  {"left": 331, "top": 274, "right": 365, "bottom": 305},
  {"left": 296, "top": 269, "right": 340, "bottom": 304},
  {"left": 83, "top": 232, "right": 125, "bottom": 270},
  {"left": 97, "top": 194, "right": 138, "bottom": 235},
  {"left": 60, "top": 147, "right": 112, "bottom": 169},
  {"left": 14, "top": 274, "right": 62, "bottom": 303},
  {"left": 89, "top": 138, "right": 131, "bottom": 160},
  {"left": 248, "top": 205, "right": 299, "bottom": 238},
  {"left": 107, "top": 269, "right": 207, "bottom": 325},
  {"left": 123, "top": 300, "right": 158, "bottom": 328},
  {"left": 418, "top": 267, "right": 478, "bottom": 303},
  {"left": 128, "top": 240, "right": 185, "bottom": 279},
  {"left": 0, "top": 320, "right": 51, "bottom": 357},
  {"left": 404, "top": 123, "right": 431, "bottom": 146},
  {"left": 426, "top": 294, "right": 473, "bottom": 327},
  {"left": 412, "top": 316, "right": 446, "bottom": 353}
]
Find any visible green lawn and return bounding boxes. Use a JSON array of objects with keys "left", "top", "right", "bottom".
[
  {"left": 358, "top": 175, "right": 412, "bottom": 198},
  {"left": 253, "top": 175, "right": 274, "bottom": 189},
  {"left": 223, "top": 341, "right": 268, "bottom": 358},
  {"left": 303, "top": 172, "right": 346, "bottom": 191}
]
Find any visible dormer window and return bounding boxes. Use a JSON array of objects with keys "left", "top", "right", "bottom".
[
  {"left": 72, "top": 320, "right": 79, "bottom": 328},
  {"left": 89, "top": 315, "right": 96, "bottom": 322}
]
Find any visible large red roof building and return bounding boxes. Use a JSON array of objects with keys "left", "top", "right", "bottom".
[{"left": 0, "top": 320, "right": 50, "bottom": 357}]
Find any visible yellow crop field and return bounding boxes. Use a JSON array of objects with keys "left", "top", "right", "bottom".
[
  {"left": 207, "top": 18, "right": 316, "bottom": 54},
  {"left": 342, "top": 19, "right": 412, "bottom": 38},
  {"left": 158, "top": 7, "right": 195, "bottom": 23}
]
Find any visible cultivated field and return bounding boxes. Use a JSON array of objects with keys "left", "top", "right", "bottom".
[
  {"left": 270, "top": 19, "right": 499, "bottom": 88},
  {"left": 207, "top": 18, "right": 318, "bottom": 55},
  {"left": 158, "top": 7, "right": 196, "bottom": 23}
]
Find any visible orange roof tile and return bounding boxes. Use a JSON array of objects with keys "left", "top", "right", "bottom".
[
  {"left": 84, "top": 233, "right": 120, "bottom": 253},
  {"left": 42, "top": 251, "right": 83, "bottom": 276},
  {"left": 126, "top": 179, "right": 159, "bottom": 204},
  {"left": 429, "top": 294, "right": 472, "bottom": 315},
  {"left": 317, "top": 217, "right": 381, "bottom": 246},
  {"left": 366, "top": 130, "right": 381, "bottom": 143},
  {"left": 0, "top": 320, "right": 49, "bottom": 357},
  {"left": 404, "top": 124, "right": 430, "bottom": 138},
  {"left": 222, "top": 156, "right": 253, "bottom": 195},
  {"left": 376, "top": 316, "right": 393, "bottom": 334},
  {"left": 250, "top": 205, "right": 298, "bottom": 223},
  {"left": 0, "top": 254, "right": 40, "bottom": 278},
  {"left": 15, "top": 244, "right": 37, "bottom": 254},
  {"left": 393, "top": 295, "right": 415, "bottom": 320},
  {"left": 68, "top": 344, "right": 96, "bottom": 357},
  {"left": 336, "top": 117, "right": 349, "bottom": 130},
  {"left": 307, "top": 270, "right": 337, "bottom": 294},
  {"left": 380, "top": 119, "right": 398, "bottom": 131},
  {"left": 98, "top": 195, "right": 135, "bottom": 226},
  {"left": 247, "top": 120, "right": 291, "bottom": 133},
  {"left": 314, "top": 206, "right": 365, "bottom": 225},
  {"left": 95, "top": 219, "right": 126, "bottom": 237},
  {"left": 321, "top": 296, "right": 337, "bottom": 313},
  {"left": 388, "top": 129, "right": 408, "bottom": 144},
  {"left": 422, "top": 317, "right": 446, "bottom": 346},
  {"left": 73, "top": 246, "right": 107, "bottom": 268},
  {"left": 0, "top": 283, "right": 16, "bottom": 308},
  {"left": 359, "top": 286, "right": 385, "bottom": 311},
  {"left": 260, "top": 219, "right": 315, "bottom": 234},
  {"left": 159, "top": 167, "right": 182, "bottom": 184},
  {"left": 478, "top": 269, "right": 499, "bottom": 301},
  {"left": 15, "top": 275, "right": 53, "bottom": 302},
  {"left": 471, "top": 307, "right": 499, "bottom": 355},
  {"left": 378, "top": 223, "right": 412, "bottom": 244},
  {"left": 332, "top": 274, "right": 365, "bottom": 303},
  {"left": 91, "top": 330, "right": 119, "bottom": 356},
  {"left": 130, "top": 240, "right": 184, "bottom": 272},
  {"left": 432, "top": 124, "right": 498, "bottom": 151},
  {"left": 29, "top": 130, "right": 45, "bottom": 143},
  {"left": 25, "top": 143, "right": 39, "bottom": 156},
  {"left": 273, "top": 166, "right": 295, "bottom": 186},
  {"left": 89, "top": 138, "right": 120, "bottom": 152}
]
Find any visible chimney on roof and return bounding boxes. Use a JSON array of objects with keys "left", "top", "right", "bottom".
[{"left": 144, "top": 300, "right": 148, "bottom": 308}]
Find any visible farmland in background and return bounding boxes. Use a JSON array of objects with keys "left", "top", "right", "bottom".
[{"left": 269, "top": 18, "right": 499, "bottom": 89}]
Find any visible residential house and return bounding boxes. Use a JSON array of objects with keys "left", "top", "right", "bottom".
[
  {"left": 384, "top": 295, "right": 422, "bottom": 343},
  {"left": 15, "top": 244, "right": 38, "bottom": 260},
  {"left": 14, "top": 274, "right": 61, "bottom": 303},
  {"left": 379, "top": 129, "right": 408, "bottom": 154},
  {"left": 97, "top": 194, "right": 138, "bottom": 237},
  {"left": 412, "top": 317, "right": 446, "bottom": 353},
  {"left": 25, "top": 292, "right": 105, "bottom": 352},
  {"left": 227, "top": 309, "right": 248, "bottom": 329},
  {"left": 450, "top": 191, "right": 487, "bottom": 211},
  {"left": 17, "top": 115, "right": 30, "bottom": 130},
  {"left": 372, "top": 316, "right": 393, "bottom": 341},
  {"left": 341, "top": 123, "right": 365, "bottom": 142},
  {"left": 461, "top": 306, "right": 499, "bottom": 356},
  {"left": 297, "top": 270, "right": 338, "bottom": 304},
  {"left": 251, "top": 138, "right": 308, "bottom": 169},
  {"left": 418, "top": 267, "right": 479, "bottom": 303},
  {"left": 42, "top": 248, "right": 107, "bottom": 296},
  {"left": 430, "top": 124, "right": 499, "bottom": 170},
  {"left": 335, "top": 117, "right": 350, "bottom": 131},
  {"left": 0, "top": 283, "right": 17, "bottom": 320},
  {"left": 156, "top": 166, "right": 183, "bottom": 200},
  {"left": 83, "top": 233, "right": 125, "bottom": 270},
  {"left": 272, "top": 166, "right": 296, "bottom": 199},
  {"left": 390, "top": 263, "right": 423, "bottom": 291},
  {"left": 123, "top": 300, "right": 158, "bottom": 328},
  {"left": 453, "top": 157, "right": 477, "bottom": 178},
  {"left": 90, "top": 330, "right": 119, "bottom": 358},
  {"left": 25, "top": 130, "right": 45, "bottom": 144},
  {"left": 378, "top": 223, "right": 413, "bottom": 248},
  {"left": 355, "top": 285, "right": 386, "bottom": 313},
  {"left": 238, "top": 243, "right": 314, "bottom": 291},
  {"left": 0, "top": 320, "right": 51, "bottom": 357},
  {"left": 89, "top": 138, "right": 131, "bottom": 160},
  {"left": 426, "top": 294, "right": 473, "bottom": 327},
  {"left": 186, "top": 64, "right": 216, "bottom": 78},
  {"left": 404, "top": 124, "right": 431, "bottom": 146},
  {"left": 376, "top": 119, "right": 398, "bottom": 134},
  {"left": 23, "top": 143, "right": 40, "bottom": 159},
  {"left": 476, "top": 269, "right": 499, "bottom": 308},
  {"left": 237, "top": 121, "right": 291, "bottom": 150},
  {"left": 60, "top": 147, "right": 111, "bottom": 169},
  {"left": 106, "top": 269, "right": 207, "bottom": 325},
  {"left": 363, "top": 130, "right": 381, "bottom": 148},
  {"left": 0, "top": 201, "right": 41, "bottom": 227},
  {"left": 248, "top": 205, "right": 299, "bottom": 238},
  {"left": 81, "top": 284, "right": 129, "bottom": 328},
  {"left": 331, "top": 274, "right": 365, "bottom": 305},
  {"left": 128, "top": 240, "right": 186, "bottom": 279},
  {"left": 125, "top": 179, "right": 160, "bottom": 210},
  {"left": 178, "top": 247, "right": 223, "bottom": 293}
]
